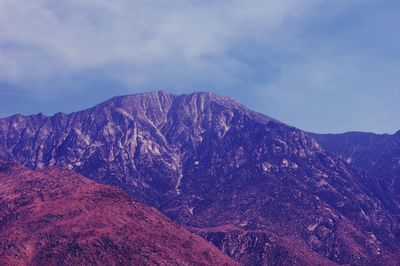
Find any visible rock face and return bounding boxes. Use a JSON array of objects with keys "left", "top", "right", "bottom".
[
  {"left": 0, "top": 91, "right": 399, "bottom": 265},
  {"left": 0, "top": 161, "right": 237, "bottom": 266},
  {"left": 191, "top": 225, "right": 337, "bottom": 266},
  {"left": 310, "top": 131, "right": 400, "bottom": 202}
]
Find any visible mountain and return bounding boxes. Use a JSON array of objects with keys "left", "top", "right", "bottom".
[
  {"left": 310, "top": 131, "right": 400, "bottom": 201},
  {"left": 0, "top": 91, "right": 399, "bottom": 265},
  {"left": 0, "top": 161, "right": 237, "bottom": 266}
]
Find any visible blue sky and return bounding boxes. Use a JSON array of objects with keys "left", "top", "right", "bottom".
[{"left": 0, "top": 0, "right": 398, "bottom": 134}]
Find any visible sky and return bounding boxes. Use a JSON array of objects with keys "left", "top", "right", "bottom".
[{"left": 0, "top": 0, "right": 399, "bottom": 134}]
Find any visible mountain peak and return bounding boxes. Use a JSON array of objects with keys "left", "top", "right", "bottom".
[
  {"left": 1, "top": 91, "right": 398, "bottom": 265},
  {"left": 104, "top": 91, "right": 242, "bottom": 110},
  {"left": 79, "top": 90, "right": 274, "bottom": 130}
]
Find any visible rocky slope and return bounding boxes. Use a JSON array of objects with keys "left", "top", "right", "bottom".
[
  {"left": 0, "top": 161, "right": 237, "bottom": 266},
  {"left": 0, "top": 91, "right": 399, "bottom": 265},
  {"left": 310, "top": 131, "right": 400, "bottom": 201}
]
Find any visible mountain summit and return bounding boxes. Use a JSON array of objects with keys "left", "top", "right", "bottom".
[{"left": 1, "top": 91, "right": 399, "bottom": 265}]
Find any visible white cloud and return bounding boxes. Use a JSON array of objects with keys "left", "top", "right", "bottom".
[
  {"left": 0, "top": 0, "right": 323, "bottom": 90},
  {"left": 0, "top": 0, "right": 398, "bottom": 133}
]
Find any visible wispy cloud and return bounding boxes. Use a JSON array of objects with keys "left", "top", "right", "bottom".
[
  {"left": 0, "top": 0, "right": 398, "bottom": 133},
  {"left": 0, "top": 0, "right": 324, "bottom": 89}
]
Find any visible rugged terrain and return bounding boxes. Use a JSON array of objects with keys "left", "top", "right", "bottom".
[
  {"left": 0, "top": 161, "right": 237, "bottom": 266},
  {"left": 310, "top": 131, "right": 400, "bottom": 201},
  {"left": 0, "top": 91, "right": 399, "bottom": 265}
]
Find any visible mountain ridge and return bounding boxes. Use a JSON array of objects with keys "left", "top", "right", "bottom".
[
  {"left": 1, "top": 91, "right": 399, "bottom": 265},
  {"left": 309, "top": 130, "right": 400, "bottom": 206}
]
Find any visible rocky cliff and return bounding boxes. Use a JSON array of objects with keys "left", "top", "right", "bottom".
[
  {"left": 310, "top": 131, "right": 400, "bottom": 203},
  {"left": 1, "top": 91, "right": 399, "bottom": 265}
]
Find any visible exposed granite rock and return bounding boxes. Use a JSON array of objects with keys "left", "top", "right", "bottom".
[
  {"left": 0, "top": 91, "right": 399, "bottom": 265},
  {"left": 310, "top": 131, "right": 400, "bottom": 205},
  {"left": 192, "top": 226, "right": 337, "bottom": 266}
]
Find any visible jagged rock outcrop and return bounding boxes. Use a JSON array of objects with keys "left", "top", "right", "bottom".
[
  {"left": 0, "top": 161, "right": 237, "bottom": 266},
  {"left": 192, "top": 225, "right": 337, "bottom": 266},
  {"left": 0, "top": 91, "right": 399, "bottom": 265},
  {"left": 310, "top": 131, "right": 400, "bottom": 202}
]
